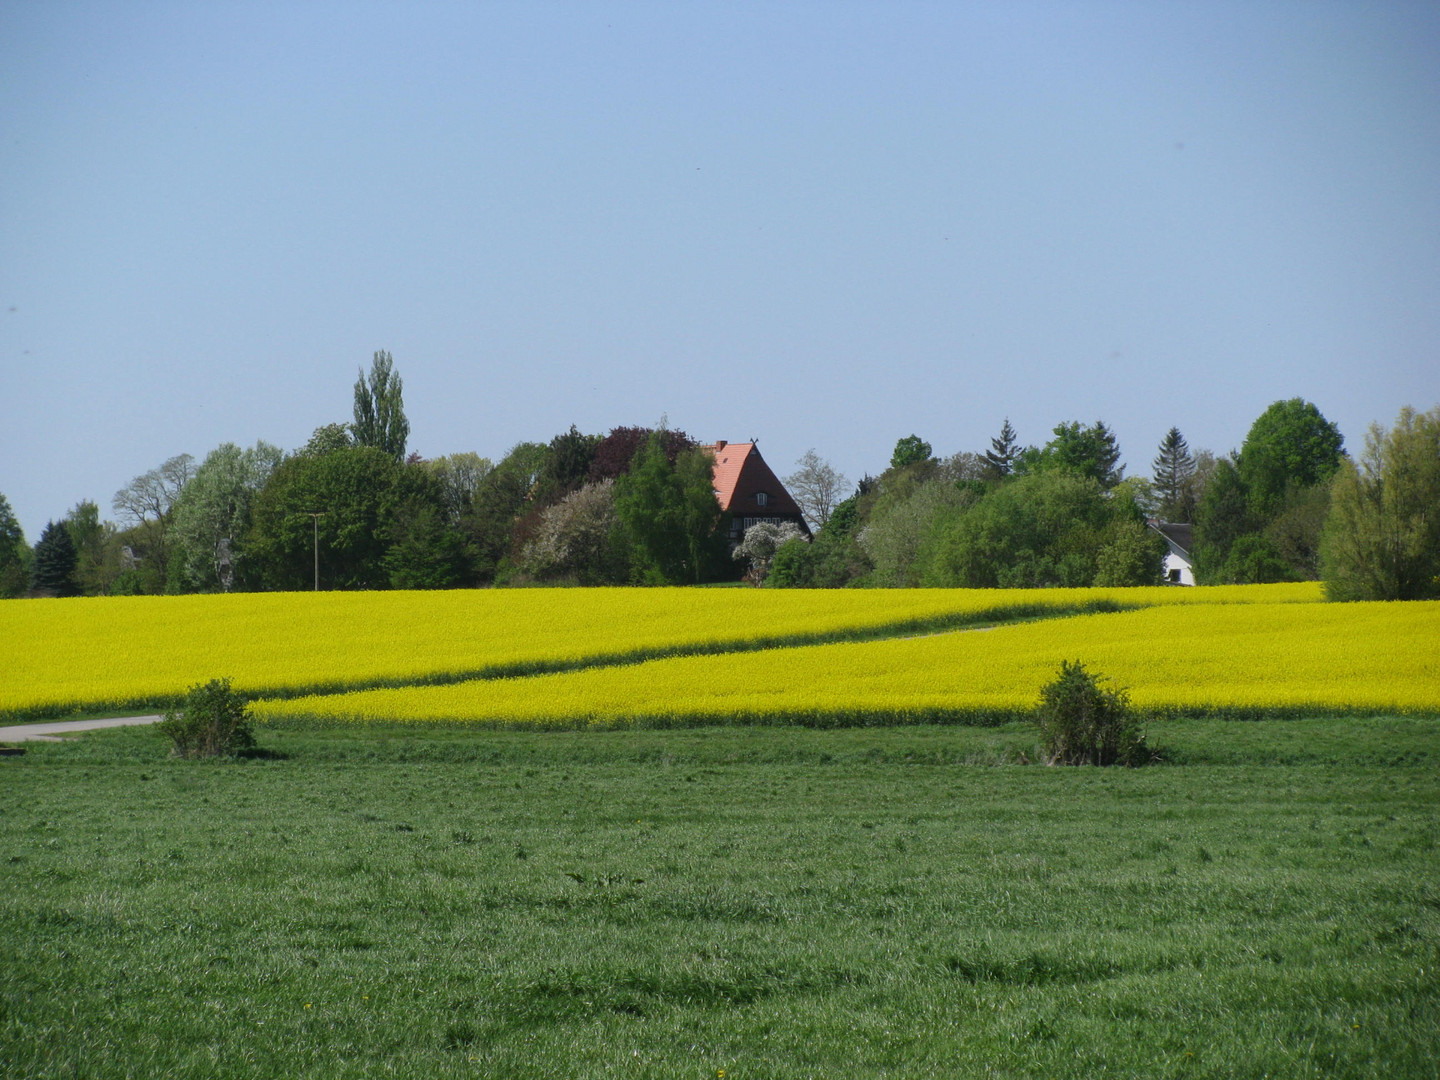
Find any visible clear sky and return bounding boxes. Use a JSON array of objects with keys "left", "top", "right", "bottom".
[{"left": 3, "top": 0, "right": 1438, "bottom": 542}]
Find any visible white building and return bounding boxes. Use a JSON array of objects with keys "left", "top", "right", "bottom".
[{"left": 1149, "top": 521, "right": 1195, "bottom": 586}]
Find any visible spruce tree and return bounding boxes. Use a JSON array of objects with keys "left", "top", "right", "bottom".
[
  {"left": 984, "top": 418, "right": 1019, "bottom": 478},
  {"left": 32, "top": 520, "right": 79, "bottom": 596},
  {"left": 1151, "top": 427, "right": 1196, "bottom": 521}
]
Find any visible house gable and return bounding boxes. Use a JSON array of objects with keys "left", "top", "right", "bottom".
[
  {"left": 1148, "top": 520, "right": 1195, "bottom": 586},
  {"left": 705, "top": 441, "right": 811, "bottom": 540}
]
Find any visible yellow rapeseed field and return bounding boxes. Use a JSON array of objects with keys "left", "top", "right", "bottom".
[
  {"left": 252, "top": 597, "right": 1439, "bottom": 726},
  {"left": 0, "top": 583, "right": 1319, "bottom": 718}
]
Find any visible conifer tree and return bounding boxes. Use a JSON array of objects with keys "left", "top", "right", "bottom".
[
  {"left": 1026, "top": 421, "right": 1124, "bottom": 488},
  {"left": 0, "top": 493, "right": 28, "bottom": 597},
  {"left": 984, "top": 418, "right": 1019, "bottom": 479},
  {"left": 32, "top": 520, "right": 79, "bottom": 596},
  {"left": 1152, "top": 427, "right": 1196, "bottom": 521}
]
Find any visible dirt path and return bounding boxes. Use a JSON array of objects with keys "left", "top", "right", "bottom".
[{"left": 0, "top": 716, "right": 165, "bottom": 742}]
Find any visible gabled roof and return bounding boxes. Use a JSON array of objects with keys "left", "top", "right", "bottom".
[
  {"left": 706, "top": 441, "right": 756, "bottom": 510},
  {"left": 703, "top": 441, "right": 809, "bottom": 532},
  {"left": 1149, "top": 521, "right": 1194, "bottom": 558}
]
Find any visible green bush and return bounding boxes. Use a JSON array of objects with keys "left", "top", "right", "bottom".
[
  {"left": 1036, "top": 661, "right": 1149, "bottom": 766},
  {"left": 158, "top": 678, "right": 256, "bottom": 758}
]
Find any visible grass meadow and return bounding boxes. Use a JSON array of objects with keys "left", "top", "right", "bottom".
[{"left": 2, "top": 719, "right": 1437, "bottom": 1079}]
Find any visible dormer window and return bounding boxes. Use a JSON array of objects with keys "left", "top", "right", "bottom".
[{"left": 755, "top": 492, "right": 769, "bottom": 507}]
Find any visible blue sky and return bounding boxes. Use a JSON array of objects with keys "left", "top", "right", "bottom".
[{"left": 3, "top": 1, "right": 1438, "bottom": 542}]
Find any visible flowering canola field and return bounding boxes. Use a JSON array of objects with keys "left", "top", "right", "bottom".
[
  {"left": 252, "top": 596, "right": 1440, "bottom": 727},
  {"left": 0, "top": 584, "right": 1319, "bottom": 719}
]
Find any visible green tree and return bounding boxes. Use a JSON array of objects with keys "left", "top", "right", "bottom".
[
  {"left": 1019, "top": 421, "right": 1124, "bottom": 488},
  {"left": 351, "top": 350, "right": 410, "bottom": 462},
  {"left": 858, "top": 473, "right": 967, "bottom": 587},
  {"left": 767, "top": 494, "right": 872, "bottom": 588},
  {"left": 1111, "top": 476, "right": 1160, "bottom": 520},
  {"left": 613, "top": 435, "right": 727, "bottom": 584},
  {"left": 461, "top": 442, "right": 551, "bottom": 582},
  {"left": 1093, "top": 518, "right": 1165, "bottom": 586},
  {"left": 248, "top": 446, "right": 448, "bottom": 590},
  {"left": 1264, "top": 483, "right": 1331, "bottom": 580},
  {"left": 383, "top": 498, "right": 473, "bottom": 589},
  {"left": 1152, "top": 427, "right": 1196, "bottom": 521},
  {"left": 64, "top": 500, "right": 122, "bottom": 596},
  {"left": 32, "top": 520, "right": 79, "bottom": 596},
  {"left": 533, "top": 425, "right": 600, "bottom": 507},
  {"left": 927, "top": 470, "right": 1157, "bottom": 588},
  {"left": 1192, "top": 458, "right": 1252, "bottom": 582},
  {"left": 1237, "top": 398, "right": 1344, "bottom": 517},
  {"left": 1212, "top": 533, "right": 1293, "bottom": 584},
  {"left": 983, "top": 418, "right": 1020, "bottom": 479},
  {"left": 890, "top": 435, "right": 934, "bottom": 470},
  {"left": 167, "top": 442, "right": 283, "bottom": 591},
  {"left": 0, "top": 494, "right": 31, "bottom": 598},
  {"left": 1321, "top": 405, "right": 1440, "bottom": 601},
  {"left": 301, "top": 422, "right": 354, "bottom": 457},
  {"left": 1178, "top": 449, "right": 1218, "bottom": 527}
]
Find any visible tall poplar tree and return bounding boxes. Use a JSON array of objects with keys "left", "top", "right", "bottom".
[{"left": 351, "top": 350, "right": 410, "bottom": 462}]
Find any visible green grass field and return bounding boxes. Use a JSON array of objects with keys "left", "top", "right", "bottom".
[{"left": 2, "top": 719, "right": 1437, "bottom": 1078}]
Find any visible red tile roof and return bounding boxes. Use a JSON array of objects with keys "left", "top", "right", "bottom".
[{"left": 705, "top": 440, "right": 754, "bottom": 510}]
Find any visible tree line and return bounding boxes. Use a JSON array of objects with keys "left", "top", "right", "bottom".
[
  {"left": 4, "top": 354, "right": 735, "bottom": 595},
  {"left": 766, "top": 399, "right": 1439, "bottom": 600},
  {"left": 1, "top": 352, "right": 1435, "bottom": 600}
]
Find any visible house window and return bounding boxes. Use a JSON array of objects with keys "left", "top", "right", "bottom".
[
  {"left": 1167, "top": 568, "right": 1181, "bottom": 583},
  {"left": 755, "top": 492, "right": 769, "bottom": 507}
]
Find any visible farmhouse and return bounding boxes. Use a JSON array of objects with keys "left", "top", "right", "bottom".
[
  {"left": 705, "top": 441, "right": 811, "bottom": 543},
  {"left": 1149, "top": 521, "right": 1195, "bottom": 585}
]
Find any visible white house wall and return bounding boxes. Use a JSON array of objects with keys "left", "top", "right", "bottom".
[{"left": 1163, "top": 550, "right": 1195, "bottom": 586}]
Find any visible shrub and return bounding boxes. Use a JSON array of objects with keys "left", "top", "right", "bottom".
[
  {"left": 158, "top": 678, "right": 256, "bottom": 758},
  {"left": 1035, "top": 661, "right": 1149, "bottom": 766}
]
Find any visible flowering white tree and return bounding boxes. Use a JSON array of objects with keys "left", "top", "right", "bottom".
[
  {"left": 733, "top": 521, "right": 807, "bottom": 581},
  {"left": 522, "top": 479, "right": 625, "bottom": 583}
]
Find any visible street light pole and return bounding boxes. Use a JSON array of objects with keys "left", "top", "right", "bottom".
[{"left": 307, "top": 512, "right": 325, "bottom": 591}]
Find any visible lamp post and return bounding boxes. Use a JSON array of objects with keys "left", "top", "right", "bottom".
[{"left": 306, "top": 512, "right": 325, "bottom": 591}]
